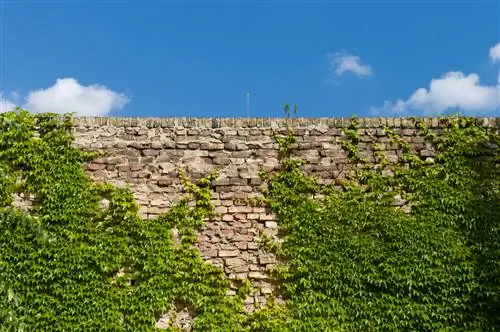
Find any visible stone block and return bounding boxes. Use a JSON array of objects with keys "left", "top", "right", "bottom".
[
  {"left": 248, "top": 271, "right": 267, "bottom": 279},
  {"left": 219, "top": 250, "right": 239, "bottom": 257},
  {"left": 264, "top": 221, "right": 278, "bottom": 229}
]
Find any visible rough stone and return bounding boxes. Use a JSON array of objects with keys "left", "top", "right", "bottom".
[
  {"left": 219, "top": 250, "right": 239, "bottom": 257},
  {"left": 67, "top": 116, "right": 499, "bottom": 298},
  {"left": 264, "top": 221, "right": 278, "bottom": 229}
]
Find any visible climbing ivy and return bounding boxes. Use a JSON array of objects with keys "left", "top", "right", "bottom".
[
  {"left": 1, "top": 109, "right": 498, "bottom": 331},
  {"left": 257, "top": 114, "right": 499, "bottom": 331},
  {"left": 0, "top": 110, "right": 250, "bottom": 331}
]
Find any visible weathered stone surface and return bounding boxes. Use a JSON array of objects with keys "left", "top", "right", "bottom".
[
  {"left": 69, "top": 116, "right": 499, "bottom": 298},
  {"left": 225, "top": 258, "right": 247, "bottom": 272},
  {"left": 219, "top": 250, "right": 239, "bottom": 257},
  {"left": 264, "top": 221, "right": 278, "bottom": 229},
  {"left": 156, "top": 305, "right": 194, "bottom": 331},
  {"left": 248, "top": 271, "right": 267, "bottom": 279}
]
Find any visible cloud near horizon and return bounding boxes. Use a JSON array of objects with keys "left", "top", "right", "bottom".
[
  {"left": 328, "top": 52, "right": 373, "bottom": 78},
  {"left": 489, "top": 42, "right": 500, "bottom": 63},
  {"left": 372, "top": 42, "right": 500, "bottom": 116},
  {"left": 0, "top": 78, "right": 129, "bottom": 116},
  {"left": 0, "top": 93, "right": 17, "bottom": 113}
]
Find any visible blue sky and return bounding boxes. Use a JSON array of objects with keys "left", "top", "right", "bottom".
[{"left": 1, "top": 1, "right": 499, "bottom": 118}]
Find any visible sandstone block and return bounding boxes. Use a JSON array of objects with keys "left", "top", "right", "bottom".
[
  {"left": 225, "top": 258, "right": 247, "bottom": 269},
  {"left": 219, "top": 250, "right": 239, "bottom": 257},
  {"left": 265, "top": 221, "right": 278, "bottom": 229},
  {"left": 248, "top": 271, "right": 267, "bottom": 279},
  {"left": 259, "top": 213, "right": 275, "bottom": 221}
]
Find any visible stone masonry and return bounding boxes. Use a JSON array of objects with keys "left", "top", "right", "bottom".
[{"left": 72, "top": 116, "right": 499, "bottom": 303}]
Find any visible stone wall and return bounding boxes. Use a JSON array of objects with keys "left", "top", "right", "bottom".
[{"left": 72, "top": 116, "right": 499, "bottom": 303}]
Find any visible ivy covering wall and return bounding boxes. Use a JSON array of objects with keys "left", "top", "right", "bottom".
[
  {"left": 0, "top": 111, "right": 250, "bottom": 331},
  {"left": 255, "top": 116, "right": 500, "bottom": 331},
  {"left": 0, "top": 110, "right": 499, "bottom": 331}
]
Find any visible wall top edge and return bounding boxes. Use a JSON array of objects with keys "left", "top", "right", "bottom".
[{"left": 70, "top": 116, "right": 500, "bottom": 128}]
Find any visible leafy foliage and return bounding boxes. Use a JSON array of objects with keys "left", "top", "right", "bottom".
[
  {"left": 0, "top": 110, "right": 249, "bottom": 331},
  {"left": 1, "top": 109, "right": 498, "bottom": 331},
  {"left": 258, "top": 115, "right": 499, "bottom": 331}
]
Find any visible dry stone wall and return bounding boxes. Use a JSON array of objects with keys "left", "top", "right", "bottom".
[{"left": 72, "top": 116, "right": 499, "bottom": 302}]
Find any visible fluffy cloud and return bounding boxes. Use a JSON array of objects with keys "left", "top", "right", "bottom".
[
  {"left": 372, "top": 72, "right": 499, "bottom": 115},
  {"left": 0, "top": 78, "right": 129, "bottom": 116},
  {"left": 489, "top": 42, "right": 500, "bottom": 63},
  {"left": 372, "top": 42, "right": 500, "bottom": 116},
  {"left": 328, "top": 52, "right": 373, "bottom": 77},
  {"left": 0, "top": 93, "right": 16, "bottom": 113},
  {"left": 24, "top": 78, "right": 129, "bottom": 116}
]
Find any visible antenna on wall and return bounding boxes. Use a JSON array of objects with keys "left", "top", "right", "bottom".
[{"left": 246, "top": 92, "right": 250, "bottom": 118}]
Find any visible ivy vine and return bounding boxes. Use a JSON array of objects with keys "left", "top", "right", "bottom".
[
  {"left": 257, "top": 114, "right": 499, "bottom": 331},
  {"left": 1, "top": 109, "right": 498, "bottom": 331},
  {"left": 0, "top": 110, "right": 251, "bottom": 331}
]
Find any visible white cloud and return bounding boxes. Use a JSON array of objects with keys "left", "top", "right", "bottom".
[
  {"left": 23, "top": 78, "right": 129, "bottom": 116},
  {"left": 328, "top": 52, "right": 373, "bottom": 77},
  {"left": 0, "top": 93, "right": 17, "bottom": 113},
  {"left": 371, "top": 42, "right": 500, "bottom": 116},
  {"left": 1, "top": 78, "right": 129, "bottom": 116},
  {"left": 372, "top": 72, "right": 500, "bottom": 115},
  {"left": 489, "top": 42, "right": 500, "bottom": 63}
]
